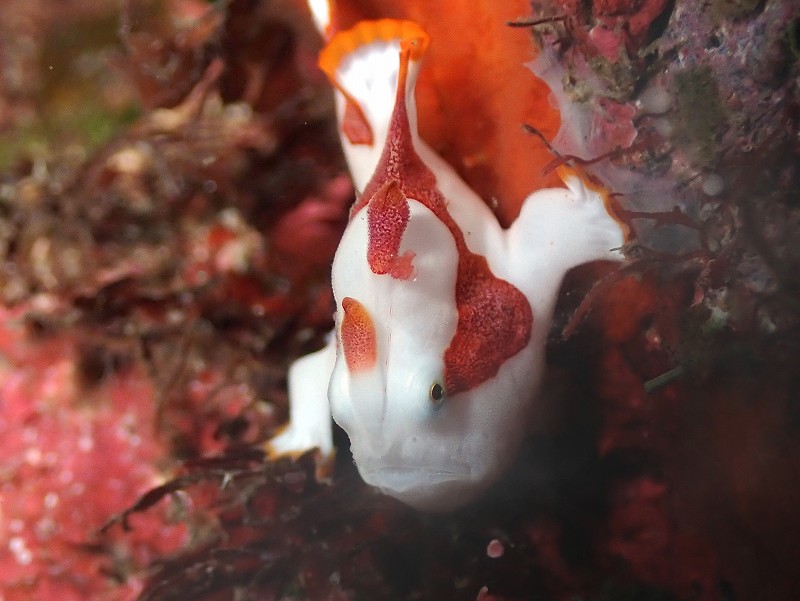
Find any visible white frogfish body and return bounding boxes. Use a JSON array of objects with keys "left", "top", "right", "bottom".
[{"left": 268, "top": 17, "right": 627, "bottom": 511}]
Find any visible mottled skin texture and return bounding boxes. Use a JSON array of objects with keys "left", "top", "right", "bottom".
[
  {"left": 365, "top": 181, "right": 415, "bottom": 280},
  {"left": 269, "top": 18, "right": 626, "bottom": 510},
  {"left": 340, "top": 296, "right": 377, "bottom": 372}
]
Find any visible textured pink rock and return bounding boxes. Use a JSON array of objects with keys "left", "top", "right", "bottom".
[{"left": 0, "top": 305, "right": 188, "bottom": 601}]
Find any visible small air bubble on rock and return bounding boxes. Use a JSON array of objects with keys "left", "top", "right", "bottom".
[
  {"left": 640, "top": 85, "right": 672, "bottom": 114},
  {"left": 702, "top": 173, "right": 724, "bottom": 196}
]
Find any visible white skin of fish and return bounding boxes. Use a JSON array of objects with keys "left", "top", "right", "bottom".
[{"left": 269, "top": 30, "right": 626, "bottom": 511}]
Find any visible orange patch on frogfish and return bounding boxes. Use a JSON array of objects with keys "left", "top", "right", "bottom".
[
  {"left": 366, "top": 180, "right": 415, "bottom": 280},
  {"left": 443, "top": 253, "right": 533, "bottom": 395},
  {"left": 342, "top": 99, "right": 373, "bottom": 145},
  {"left": 323, "top": 0, "right": 562, "bottom": 226},
  {"left": 340, "top": 297, "right": 378, "bottom": 372}
]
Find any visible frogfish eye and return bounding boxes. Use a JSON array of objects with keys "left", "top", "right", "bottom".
[{"left": 429, "top": 382, "right": 445, "bottom": 407}]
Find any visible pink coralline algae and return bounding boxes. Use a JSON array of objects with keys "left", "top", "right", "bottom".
[
  {"left": 0, "top": 305, "right": 187, "bottom": 601},
  {"left": 549, "top": 0, "right": 672, "bottom": 61}
]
